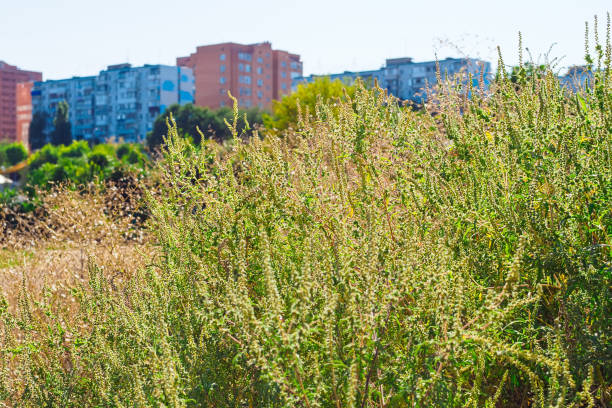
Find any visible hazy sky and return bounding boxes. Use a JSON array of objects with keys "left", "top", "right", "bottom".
[{"left": 2, "top": 0, "right": 609, "bottom": 80}]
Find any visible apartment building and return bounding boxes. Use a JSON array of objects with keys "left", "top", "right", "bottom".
[
  {"left": 32, "top": 75, "right": 97, "bottom": 141},
  {"left": 93, "top": 63, "right": 194, "bottom": 141},
  {"left": 16, "top": 82, "right": 35, "bottom": 147},
  {"left": 294, "top": 57, "right": 491, "bottom": 103},
  {"left": 32, "top": 64, "right": 194, "bottom": 143},
  {"left": 0, "top": 61, "right": 42, "bottom": 141},
  {"left": 177, "top": 42, "right": 302, "bottom": 109},
  {"left": 558, "top": 65, "right": 593, "bottom": 91},
  {"left": 300, "top": 69, "right": 386, "bottom": 88}
]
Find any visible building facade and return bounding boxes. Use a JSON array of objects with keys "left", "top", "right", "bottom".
[
  {"left": 294, "top": 57, "right": 491, "bottom": 103},
  {"left": 32, "top": 76, "right": 97, "bottom": 141},
  {"left": 558, "top": 65, "right": 593, "bottom": 91},
  {"left": 32, "top": 64, "right": 194, "bottom": 143},
  {"left": 16, "top": 82, "right": 35, "bottom": 147},
  {"left": 177, "top": 42, "right": 302, "bottom": 109},
  {"left": 303, "top": 69, "right": 386, "bottom": 88},
  {"left": 0, "top": 61, "right": 42, "bottom": 142}
]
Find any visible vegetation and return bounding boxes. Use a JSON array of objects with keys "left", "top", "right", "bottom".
[
  {"left": 23, "top": 140, "right": 146, "bottom": 188},
  {"left": 1, "top": 18, "right": 611, "bottom": 407},
  {"left": 147, "top": 102, "right": 264, "bottom": 149},
  {"left": 0, "top": 142, "right": 27, "bottom": 168},
  {"left": 50, "top": 100, "right": 72, "bottom": 146},
  {"left": 29, "top": 111, "right": 49, "bottom": 150},
  {"left": 263, "top": 76, "right": 356, "bottom": 130}
]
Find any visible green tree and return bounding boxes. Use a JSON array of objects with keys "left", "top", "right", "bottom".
[
  {"left": 146, "top": 103, "right": 263, "bottom": 149},
  {"left": 50, "top": 101, "right": 72, "bottom": 146},
  {"left": 29, "top": 111, "right": 49, "bottom": 150},
  {"left": 263, "top": 77, "right": 356, "bottom": 131}
]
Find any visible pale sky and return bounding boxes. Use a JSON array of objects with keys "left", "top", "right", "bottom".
[{"left": 2, "top": 0, "right": 609, "bottom": 80}]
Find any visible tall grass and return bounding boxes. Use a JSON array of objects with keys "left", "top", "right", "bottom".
[{"left": 1, "top": 19, "right": 611, "bottom": 406}]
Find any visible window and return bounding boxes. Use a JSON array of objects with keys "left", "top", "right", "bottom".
[
  {"left": 238, "top": 63, "right": 244, "bottom": 71},
  {"left": 281, "top": 61, "right": 287, "bottom": 68},
  {"left": 239, "top": 87, "right": 251, "bottom": 96},
  {"left": 238, "top": 52, "right": 252, "bottom": 61},
  {"left": 281, "top": 83, "right": 286, "bottom": 90},
  {"left": 220, "top": 53, "right": 226, "bottom": 61},
  {"left": 245, "top": 64, "right": 251, "bottom": 73},
  {"left": 257, "top": 79, "right": 263, "bottom": 86},
  {"left": 281, "top": 71, "right": 286, "bottom": 78},
  {"left": 220, "top": 88, "right": 225, "bottom": 95},
  {"left": 220, "top": 64, "right": 226, "bottom": 73},
  {"left": 257, "top": 67, "right": 263, "bottom": 74},
  {"left": 257, "top": 91, "right": 263, "bottom": 99},
  {"left": 220, "top": 101, "right": 225, "bottom": 107},
  {"left": 257, "top": 57, "right": 263, "bottom": 63},
  {"left": 291, "top": 72, "right": 300, "bottom": 79},
  {"left": 239, "top": 76, "right": 251, "bottom": 84},
  {"left": 220, "top": 76, "right": 226, "bottom": 84},
  {"left": 290, "top": 61, "right": 299, "bottom": 69}
]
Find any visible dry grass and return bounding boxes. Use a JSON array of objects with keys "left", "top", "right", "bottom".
[
  {"left": 0, "top": 244, "right": 150, "bottom": 313},
  {"left": 0, "top": 177, "right": 153, "bottom": 311}
]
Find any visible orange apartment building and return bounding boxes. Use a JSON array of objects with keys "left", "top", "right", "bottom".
[
  {"left": 0, "top": 61, "right": 42, "bottom": 142},
  {"left": 16, "top": 82, "right": 35, "bottom": 147},
  {"left": 177, "top": 42, "right": 302, "bottom": 109}
]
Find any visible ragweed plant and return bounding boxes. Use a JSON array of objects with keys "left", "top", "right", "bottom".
[{"left": 1, "top": 16, "right": 611, "bottom": 407}]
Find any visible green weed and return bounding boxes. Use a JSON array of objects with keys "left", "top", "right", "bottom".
[{"left": 1, "top": 16, "right": 611, "bottom": 407}]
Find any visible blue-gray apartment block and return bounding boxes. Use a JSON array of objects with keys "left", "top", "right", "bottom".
[
  {"left": 558, "top": 65, "right": 594, "bottom": 91},
  {"left": 293, "top": 57, "right": 491, "bottom": 103},
  {"left": 32, "top": 63, "right": 194, "bottom": 142}
]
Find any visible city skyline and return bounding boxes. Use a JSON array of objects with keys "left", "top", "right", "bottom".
[{"left": 2, "top": 0, "right": 609, "bottom": 81}]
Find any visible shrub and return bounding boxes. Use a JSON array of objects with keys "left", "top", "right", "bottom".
[
  {"left": 88, "top": 152, "right": 110, "bottom": 169},
  {"left": 117, "top": 143, "right": 146, "bottom": 166},
  {"left": 59, "top": 140, "right": 89, "bottom": 159},
  {"left": 116, "top": 143, "right": 132, "bottom": 159},
  {"left": 0, "top": 142, "right": 27, "bottom": 168},
  {"left": 3, "top": 143, "right": 27, "bottom": 166},
  {"left": 28, "top": 144, "right": 59, "bottom": 170},
  {"left": 24, "top": 141, "right": 145, "bottom": 189}
]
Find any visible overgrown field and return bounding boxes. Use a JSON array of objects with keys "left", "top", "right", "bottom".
[{"left": 1, "top": 28, "right": 611, "bottom": 407}]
